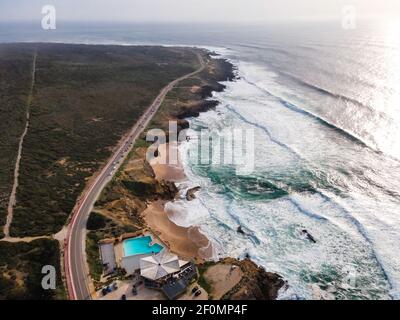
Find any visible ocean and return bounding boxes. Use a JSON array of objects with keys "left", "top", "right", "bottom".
[{"left": 2, "top": 20, "right": 400, "bottom": 299}]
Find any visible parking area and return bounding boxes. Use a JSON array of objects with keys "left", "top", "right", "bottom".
[{"left": 98, "top": 280, "right": 165, "bottom": 300}]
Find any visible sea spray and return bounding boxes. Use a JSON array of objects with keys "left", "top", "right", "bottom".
[{"left": 173, "top": 52, "right": 392, "bottom": 299}]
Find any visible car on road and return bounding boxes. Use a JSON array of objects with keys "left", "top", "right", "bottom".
[{"left": 191, "top": 286, "right": 199, "bottom": 294}]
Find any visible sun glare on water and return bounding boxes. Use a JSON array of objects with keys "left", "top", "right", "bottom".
[{"left": 368, "top": 19, "right": 400, "bottom": 160}]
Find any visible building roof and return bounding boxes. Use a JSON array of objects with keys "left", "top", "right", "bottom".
[
  {"left": 162, "top": 279, "right": 187, "bottom": 300},
  {"left": 140, "top": 251, "right": 186, "bottom": 281}
]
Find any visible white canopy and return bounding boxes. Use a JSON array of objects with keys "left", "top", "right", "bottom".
[{"left": 140, "top": 251, "right": 184, "bottom": 280}]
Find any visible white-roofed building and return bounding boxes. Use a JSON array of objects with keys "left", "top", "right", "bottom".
[
  {"left": 138, "top": 251, "right": 197, "bottom": 299},
  {"left": 140, "top": 251, "right": 182, "bottom": 280}
]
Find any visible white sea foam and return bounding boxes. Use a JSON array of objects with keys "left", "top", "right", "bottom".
[
  {"left": 173, "top": 51, "right": 396, "bottom": 299},
  {"left": 164, "top": 199, "right": 210, "bottom": 228}
]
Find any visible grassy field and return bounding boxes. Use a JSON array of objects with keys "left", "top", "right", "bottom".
[{"left": 0, "top": 43, "right": 201, "bottom": 237}]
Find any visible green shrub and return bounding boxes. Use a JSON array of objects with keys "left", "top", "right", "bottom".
[{"left": 87, "top": 212, "right": 109, "bottom": 231}]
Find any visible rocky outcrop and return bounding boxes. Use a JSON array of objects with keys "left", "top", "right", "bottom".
[
  {"left": 237, "top": 226, "right": 246, "bottom": 235},
  {"left": 95, "top": 149, "right": 179, "bottom": 230},
  {"left": 302, "top": 229, "right": 317, "bottom": 243},
  {"left": 150, "top": 56, "right": 236, "bottom": 142},
  {"left": 186, "top": 186, "right": 201, "bottom": 201},
  {"left": 175, "top": 100, "right": 219, "bottom": 119},
  {"left": 121, "top": 159, "right": 178, "bottom": 201},
  {"left": 221, "top": 258, "right": 285, "bottom": 300}
]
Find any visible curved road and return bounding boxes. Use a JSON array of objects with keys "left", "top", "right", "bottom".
[{"left": 65, "top": 53, "right": 206, "bottom": 300}]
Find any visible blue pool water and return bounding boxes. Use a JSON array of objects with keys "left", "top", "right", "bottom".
[{"left": 123, "top": 236, "right": 163, "bottom": 256}]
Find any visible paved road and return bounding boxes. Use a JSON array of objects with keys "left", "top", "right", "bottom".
[{"left": 65, "top": 53, "right": 206, "bottom": 300}]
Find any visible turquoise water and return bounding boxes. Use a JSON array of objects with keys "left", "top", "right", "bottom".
[
  {"left": 4, "top": 21, "right": 400, "bottom": 299},
  {"left": 123, "top": 236, "right": 163, "bottom": 256}
]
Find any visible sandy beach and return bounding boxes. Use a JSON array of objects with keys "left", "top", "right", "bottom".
[
  {"left": 142, "top": 201, "right": 212, "bottom": 261},
  {"left": 145, "top": 143, "right": 213, "bottom": 261},
  {"left": 149, "top": 142, "right": 186, "bottom": 182}
]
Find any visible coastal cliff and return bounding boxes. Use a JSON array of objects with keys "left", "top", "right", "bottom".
[
  {"left": 222, "top": 258, "right": 284, "bottom": 300},
  {"left": 198, "top": 258, "right": 285, "bottom": 300},
  {"left": 90, "top": 49, "right": 285, "bottom": 299}
]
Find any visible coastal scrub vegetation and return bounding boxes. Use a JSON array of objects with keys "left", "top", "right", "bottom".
[
  {"left": 89, "top": 53, "right": 285, "bottom": 300},
  {"left": 90, "top": 53, "right": 235, "bottom": 241},
  {"left": 0, "top": 43, "right": 201, "bottom": 237},
  {"left": 86, "top": 53, "right": 240, "bottom": 290},
  {"left": 196, "top": 261, "right": 215, "bottom": 297},
  {"left": 0, "top": 239, "right": 66, "bottom": 300},
  {"left": 0, "top": 45, "right": 34, "bottom": 238},
  {"left": 145, "top": 52, "right": 235, "bottom": 137},
  {"left": 86, "top": 211, "right": 138, "bottom": 286}
]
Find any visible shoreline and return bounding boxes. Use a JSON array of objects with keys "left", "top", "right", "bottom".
[
  {"left": 88, "top": 49, "right": 286, "bottom": 299},
  {"left": 146, "top": 142, "right": 214, "bottom": 262},
  {"left": 142, "top": 201, "right": 213, "bottom": 262},
  {"left": 140, "top": 51, "right": 237, "bottom": 262}
]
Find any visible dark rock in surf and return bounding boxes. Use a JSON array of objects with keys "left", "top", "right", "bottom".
[
  {"left": 219, "top": 257, "right": 285, "bottom": 300},
  {"left": 302, "top": 229, "right": 317, "bottom": 243},
  {"left": 175, "top": 100, "right": 219, "bottom": 119},
  {"left": 186, "top": 186, "right": 201, "bottom": 201},
  {"left": 237, "top": 226, "right": 246, "bottom": 235}
]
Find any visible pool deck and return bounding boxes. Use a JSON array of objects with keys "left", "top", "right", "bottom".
[
  {"left": 99, "top": 242, "right": 117, "bottom": 274},
  {"left": 96, "top": 232, "right": 202, "bottom": 300}
]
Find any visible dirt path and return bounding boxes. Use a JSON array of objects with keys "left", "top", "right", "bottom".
[
  {"left": 0, "top": 235, "right": 51, "bottom": 243},
  {"left": 3, "top": 51, "right": 37, "bottom": 239}
]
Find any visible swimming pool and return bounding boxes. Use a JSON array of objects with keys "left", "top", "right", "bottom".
[{"left": 123, "top": 236, "right": 163, "bottom": 257}]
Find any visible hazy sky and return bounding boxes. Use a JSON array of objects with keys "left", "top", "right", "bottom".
[{"left": 1, "top": 0, "right": 400, "bottom": 23}]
